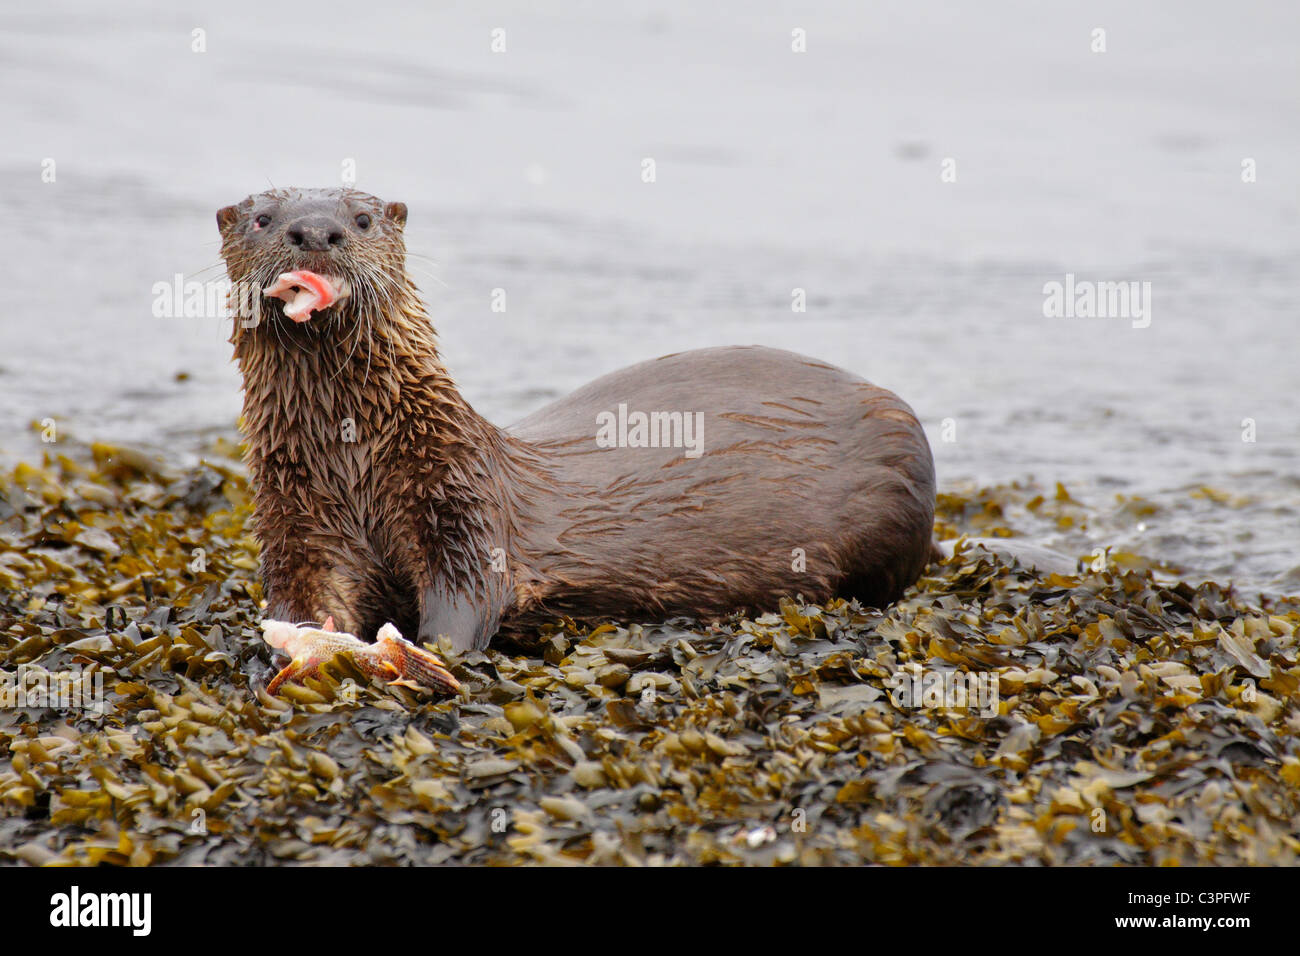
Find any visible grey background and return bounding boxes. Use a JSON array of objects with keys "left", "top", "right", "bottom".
[{"left": 1, "top": 0, "right": 1296, "bottom": 589}]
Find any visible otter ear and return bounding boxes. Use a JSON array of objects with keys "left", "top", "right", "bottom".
[
  {"left": 216, "top": 204, "right": 242, "bottom": 233},
  {"left": 384, "top": 202, "right": 408, "bottom": 228}
]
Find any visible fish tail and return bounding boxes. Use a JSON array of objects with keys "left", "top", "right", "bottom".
[{"left": 380, "top": 639, "right": 461, "bottom": 695}]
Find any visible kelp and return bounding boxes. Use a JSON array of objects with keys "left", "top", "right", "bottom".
[{"left": 0, "top": 440, "right": 1297, "bottom": 865}]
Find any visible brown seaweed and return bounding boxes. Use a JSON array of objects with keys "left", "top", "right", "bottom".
[{"left": 1, "top": 439, "right": 1297, "bottom": 865}]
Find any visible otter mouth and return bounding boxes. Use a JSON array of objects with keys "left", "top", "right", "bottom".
[{"left": 262, "top": 270, "right": 351, "bottom": 323}]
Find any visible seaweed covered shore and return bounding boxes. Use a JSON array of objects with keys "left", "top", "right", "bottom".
[{"left": 1, "top": 441, "right": 1298, "bottom": 865}]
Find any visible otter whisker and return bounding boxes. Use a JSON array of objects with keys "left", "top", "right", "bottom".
[
  {"left": 329, "top": 281, "right": 370, "bottom": 383},
  {"left": 186, "top": 261, "right": 230, "bottom": 280}
]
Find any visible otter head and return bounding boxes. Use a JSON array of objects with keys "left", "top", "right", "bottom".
[{"left": 216, "top": 187, "right": 408, "bottom": 333}]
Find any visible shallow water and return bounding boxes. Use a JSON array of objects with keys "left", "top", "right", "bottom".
[{"left": 1, "top": 0, "right": 1297, "bottom": 592}]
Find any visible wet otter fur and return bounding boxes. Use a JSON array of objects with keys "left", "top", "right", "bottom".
[{"left": 218, "top": 187, "right": 936, "bottom": 652}]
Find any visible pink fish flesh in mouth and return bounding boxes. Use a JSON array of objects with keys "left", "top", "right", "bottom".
[{"left": 261, "top": 270, "right": 350, "bottom": 322}]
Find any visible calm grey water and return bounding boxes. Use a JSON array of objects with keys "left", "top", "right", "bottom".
[{"left": 1, "top": 1, "right": 1297, "bottom": 592}]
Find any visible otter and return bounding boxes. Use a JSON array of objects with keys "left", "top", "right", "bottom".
[{"left": 217, "top": 187, "right": 936, "bottom": 653}]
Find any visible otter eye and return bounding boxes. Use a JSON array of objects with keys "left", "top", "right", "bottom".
[
  {"left": 254, "top": 214, "right": 272, "bottom": 229},
  {"left": 355, "top": 213, "right": 372, "bottom": 230}
]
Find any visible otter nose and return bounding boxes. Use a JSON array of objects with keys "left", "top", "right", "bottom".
[{"left": 284, "top": 216, "right": 346, "bottom": 252}]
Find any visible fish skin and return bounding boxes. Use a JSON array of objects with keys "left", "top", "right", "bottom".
[
  {"left": 260, "top": 619, "right": 460, "bottom": 696},
  {"left": 261, "top": 270, "right": 349, "bottom": 323}
]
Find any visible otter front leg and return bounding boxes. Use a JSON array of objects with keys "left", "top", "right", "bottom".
[
  {"left": 417, "top": 584, "right": 501, "bottom": 654},
  {"left": 260, "top": 539, "right": 364, "bottom": 633}
]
